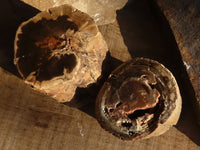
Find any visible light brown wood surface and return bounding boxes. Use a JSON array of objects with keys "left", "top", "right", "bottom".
[
  {"left": 0, "top": 67, "right": 199, "bottom": 150},
  {"left": 0, "top": 0, "right": 199, "bottom": 149}
]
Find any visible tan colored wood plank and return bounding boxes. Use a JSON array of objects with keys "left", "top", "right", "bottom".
[
  {"left": 0, "top": 0, "right": 199, "bottom": 149},
  {"left": 0, "top": 67, "right": 199, "bottom": 150}
]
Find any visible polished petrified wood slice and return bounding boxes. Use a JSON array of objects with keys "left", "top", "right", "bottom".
[
  {"left": 14, "top": 4, "right": 108, "bottom": 102},
  {"left": 96, "top": 58, "right": 182, "bottom": 140}
]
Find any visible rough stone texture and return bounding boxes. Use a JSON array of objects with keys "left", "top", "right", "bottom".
[
  {"left": 19, "top": 0, "right": 128, "bottom": 25},
  {"left": 156, "top": 0, "right": 200, "bottom": 125},
  {"left": 14, "top": 4, "right": 108, "bottom": 102}
]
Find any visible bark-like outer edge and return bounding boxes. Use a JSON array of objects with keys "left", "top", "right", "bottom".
[{"left": 95, "top": 57, "right": 182, "bottom": 140}]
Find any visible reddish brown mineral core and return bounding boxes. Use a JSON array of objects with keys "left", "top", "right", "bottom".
[
  {"left": 96, "top": 58, "right": 182, "bottom": 140},
  {"left": 14, "top": 4, "right": 108, "bottom": 102}
]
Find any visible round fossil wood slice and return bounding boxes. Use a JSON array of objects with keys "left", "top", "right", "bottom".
[
  {"left": 14, "top": 4, "right": 108, "bottom": 102},
  {"left": 96, "top": 58, "right": 182, "bottom": 140}
]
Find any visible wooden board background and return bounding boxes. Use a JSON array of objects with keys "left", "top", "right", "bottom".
[{"left": 0, "top": 0, "right": 199, "bottom": 149}]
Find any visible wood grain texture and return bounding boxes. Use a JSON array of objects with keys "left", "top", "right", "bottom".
[
  {"left": 0, "top": 67, "right": 199, "bottom": 150},
  {"left": 0, "top": 0, "right": 199, "bottom": 149},
  {"left": 99, "top": 22, "right": 132, "bottom": 62},
  {"left": 156, "top": 0, "right": 200, "bottom": 125},
  {"left": 157, "top": 0, "right": 200, "bottom": 125}
]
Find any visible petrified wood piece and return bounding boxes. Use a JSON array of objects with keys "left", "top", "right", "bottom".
[
  {"left": 19, "top": 0, "right": 128, "bottom": 25},
  {"left": 14, "top": 4, "right": 108, "bottom": 102},
  {"left": 156, "top": 0, "right": 200, "bottom": 125},
  {"left": 96, "top": 58, "right": 182, "bottom": 140}
]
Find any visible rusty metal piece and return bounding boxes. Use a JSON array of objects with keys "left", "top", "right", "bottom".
[
  {"left": 96, "top": 58, "right": 182, "bottom": 140},
  {"left": 156, "top": 0, "right": 200, "bottom": 125},
  {"left": 14, "top": 4, "right": 108, "bottom": 102}
]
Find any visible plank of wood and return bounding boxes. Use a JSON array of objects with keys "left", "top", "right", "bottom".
[
  {"left": 0, "top": 0, "right": 199, "bottom": 149},
  {"left": 0, "top": 67, "right": 199, "bottom": 150},
  {"left": 156, "top": 0, "right": 200, "bottom": 125}
]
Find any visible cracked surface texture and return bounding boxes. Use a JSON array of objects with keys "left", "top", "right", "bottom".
[
  {"left": 96, "top": 58, "right": 182, "bottom": 140},
  {"left": 14, "top": 4, "right": 108, "bottom": 102}
]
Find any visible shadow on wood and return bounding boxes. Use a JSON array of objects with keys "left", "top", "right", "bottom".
[
  {"left": 0, "top": 0, "right": 40, "bottom": 77},
  {"left": 66, "top": 52, "right": 123, "bottom": 118}
]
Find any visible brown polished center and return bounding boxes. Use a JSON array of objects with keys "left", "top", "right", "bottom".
[{"left": 108, "top": 77, "right": 160, "bottom": 118}]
